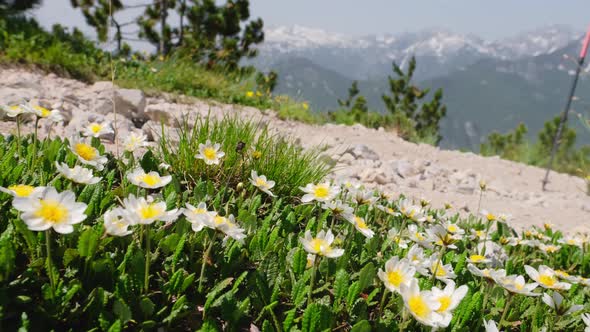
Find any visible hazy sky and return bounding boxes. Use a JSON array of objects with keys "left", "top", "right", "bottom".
[{"left": 34, "top": 0, "right": 590, "bottom": 41}]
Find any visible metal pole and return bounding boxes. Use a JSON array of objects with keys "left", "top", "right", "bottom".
[{"left": 541, "top": 25, "right": 590, "bottom": 190}]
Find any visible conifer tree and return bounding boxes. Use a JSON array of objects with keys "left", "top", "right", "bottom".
[
  {"left": 382, "top": 56, "right": 447, "bottom": 144},
  {"left": 183, "top": 0, "right": 264, "bottom": 69},
  {"left": 137, "top": 0, "right": 178, "bottom": 56},
  {"left": 0, "top": 0, "right": 40, "bottom": 14},
  {"left": 70, "top": 0, "right": 124, "bottom": 48}
]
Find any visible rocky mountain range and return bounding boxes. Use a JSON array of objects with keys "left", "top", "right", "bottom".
[{"left": 249, "top": 25, "right": 590, "bottom": 149}]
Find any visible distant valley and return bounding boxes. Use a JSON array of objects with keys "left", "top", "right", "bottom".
[{"left": 249, "top": 25, "right": 590, "bottom": 149}]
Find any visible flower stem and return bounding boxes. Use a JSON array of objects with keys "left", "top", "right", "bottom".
[
  {"left": 499, "top": 293, "right": 514, "bottom": 327},
  {"left": 144, "top": 225, "right": 151, "bottom": 294},
  {"left": 378, "top": 288, "right": 389, "bottom": 315},
  {"left": 308, "top": 256, "right": 319, "bottom": 304},
  {"left": 31, "top": 117, "right": 39, "bottom": 168},
  {"left": 45, "top": 230, "right": 55, "bottom": 300},
  {"left": 430, "top": 246, "right": 447, "bottom": 285},
  {"left": 16, "top": 116, "right": 21, "bottom": 158},
  {"left": 198, "top": 233, "right": 215, "bottom": 293}
]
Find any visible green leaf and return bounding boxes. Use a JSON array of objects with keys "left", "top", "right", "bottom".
[
  {"left": 282, "top": 308, "right": 297, "bottom": 331},
  {"left": 113, "top": 298, "right": 132, "bottom": 323},
  {"left": 333, "top": 269, "right": 349, "bottom": 305},
  {"left": 358, "top": 262, "right": 376, "bottom": 291},
  {"left": 292, "top": 248, "right": 307, "bottom": 276},
  {"left": 140, "top": 297, "right": 155, "bottom": 317},
  {"left": 78, "top": 227, "right": 100, "bottom": 260},
  {"left": 63, "top": 248, "right": 79, "bottom": 266},
  {"left": 107, "top": 320, "right": 122, "bottom": 332},
  {"left": 351, "top": 320, "right": 371, "bottom": 332}
]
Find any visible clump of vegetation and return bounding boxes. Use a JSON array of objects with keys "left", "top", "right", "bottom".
[
  {"left": 481, "top": 116, "right": 590, "bottom": 176},
  {"left": 1, "top": 106, "right": 590, "bottom": 330}
]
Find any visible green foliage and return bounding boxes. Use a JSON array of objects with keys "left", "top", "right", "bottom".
[
  {"left": 382, "top": 56, "right": 447, "bottom": 144},
  {"left": 0, "top": 126, "right": 589, "bottom": 331},
  {"left": 481, "top": 117, "right": 590, "bottom": 176}
]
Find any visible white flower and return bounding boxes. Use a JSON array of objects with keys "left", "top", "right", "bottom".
[
  {"left": 103, "top": 208, "right": 133, "bottom": 237},
  {"left": 300, "top": 229, "right": 344, "bottom": 258},
  {"left": 55, "top": 162, "right": 101, "bottom": 185},
  {"left": 82, "top": 121, "right": 114, "bottom": 138},
  {"left": 431, "top": 280, "right": 468, "bottom": 328},
  {"left": 3, "top": 105, "right": 31, "bottom": 117},
  {"left": 542, "top": 292, "right": 583, "bottom": 315},
  {"left": 195, "top": 140, "right": 225, "bottom": 165},
  {"left": 444, "top": 221, "right": 465, "bottom": 235},
  {"left": 483, "top": 319, "right": 500, "bottom": 332},
  {"left": 30, "top": 105, "right": 63, "bottom": 123},
  {"left": 399, "top": 199, "right": 426, "bottom": 222},
  {"left": 123, "top": 132, "right": 148, "bottom": 152},
  {"left": 406, "top": 244, "right": 425, "bottom": 265},
  {"left": 525, "top": 265, "right": 571, "bottom": 290},
  {"left": 467, "top": 264, "right": 506, "bottom": 281},
  {"left": 469, "top": 229, "right": 491, "bottom": 241},
  {"left": 350, "top": 188, "right": 377, "bottom": 205},
  {"left": 378, "top": 256, "right": 416, "bottom": 293},
  {"left": 388, "top": 227, "right": 409, "bottom": 249},
  {"left": 69, "top": 137, "right": 108, "bottom": 171},
  {"left": 538, "top": 243, "right": 561, "bottom": 254},
  {"left": 558, "top": 234, "right": 584, "bottom": 248},
  {"left": 399, "top": 278, "right": 444, "bottom": 327},
  {"left": 249, "top": 171, "right": 276, "bottom": 197},
  {"left": 426, "top": 224, "right": 460, "bottom": 249},
  {"left": 210, "top": 214, "right": 246, "bottom": 244},
  {"left": 127, "top": 167, "right": 172, "bottom": 189},
  {"left": 12, "top": 187, "right": 87, "bottom": 234},
  {"left": 427, "top": 257, "right": 457, "bottom": 283},
  {"left": 121, "top": 194, "right": 179, "bottom": 225},
  {"left": 480, "top": 209, "right": 499, "bottom": 222},
  {"left": 0, "top": 184, "right": 45, "bottom": 198},
  {"left": 345, "top": 214, "right": 374, "bottom": 239},
  {"left": 407, "top": 224, "right": 428, "bottom": 243},
  {"left": 183, "top": 202, "right": 217, "bottom": 232},
  {"left": 582, "top": 313, "right": 590, "bottom": 332},
  {"left": 467, "top": 254, "right": 492, "bottom": 265},
  {"left": 299, "top": 182, "right": 340, "bottom": 203},
  {"left": 495, "top": 274, "right": 540, "bottom": 296},
  {"left": 376, "top": 204, "right": 397, "bottom": 216},
  {"left": 322, "top": 200, "right": 353, "bottom": 216}
]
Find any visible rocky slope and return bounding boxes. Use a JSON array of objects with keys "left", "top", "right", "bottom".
[{"left": 0, "top": 68, "right": 588, "bottom": 233}]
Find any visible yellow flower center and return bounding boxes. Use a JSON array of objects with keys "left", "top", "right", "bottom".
[
  {"left": 139, "top": 203, "right": 163, "bottom": 220},
  {"left": 8, "top": 184, "right": 35, "bottom": 197},
  {"left": 203, "top": 147, "right": 217, "bottom": 160},
  {"left": 195, "top": 208, "right": 206, "bottom": 214},
  {"left": 214, "top": 216, "right": 226, "bottom": 225},
  {"left": 437, "top": 295, "right": 451, "bottom": 312},
  {"left": 139, "top": 174, "right": 160, "bottom": 187},
  {"left": 74, "top": 143, "right": 97, "bottom": 161},
  {"left": 476, "top": 230, "right": 484, "bottom": 238},
  {"left": 34, "top": 106, "right": 50, "bottom": 117},
  {"left": 514, "top": 282, "right": 524, "bottom": 291},
  {"left": 310, "top": 238, "right": 329, "bottom": 253},
  {"left": 255, "top": 178, "right": 267, "bottom": 187},
  {"left": 415, "top": 232, "right": 425, "bottom": 241},
  {"left": 89, "top": 123, "right": 103, "bottom": 134},
  {"left": 314, "top": 186, "right": 329, "bottom": 199},
  {"left": 387, "top": 269, "right": 404, "bottom": 287},
  {"left": 486, "top": 213, "right": 496, "bottom": 221},
  {"left": 408, "top": 295, "right": 430, "bottom": 319},
  {"left": 448, "top": 225, "right": 458, "bottom": 232},
  {"left": 555, "top": 270, "right": 569, "bottom": 278},
  {"left": 539, "top": 274, "right": 556, "bottom": 287},
  {"left": 246, "top": 91, "right": 254, "bottom": 97},
  {"left": 354, "top": 217, "right": 368, "bottom": 230},
  {"left": 35, "top": 199, "right": 68, "bottom": 224},
  {"left": 252, "top": 150, "right": 262, "bottom": 159},
  {"left": 432, "top": 261, "right": 447, "bottom": 277},
  {"left": 470, "top": 255, "right": 486, "bottom": 263}
]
